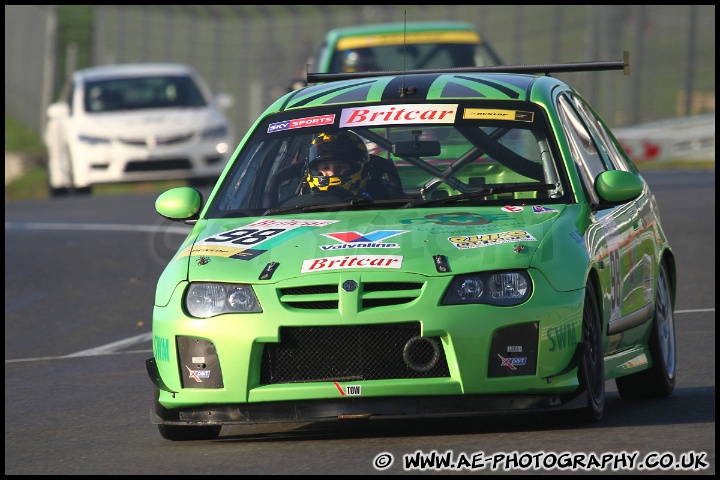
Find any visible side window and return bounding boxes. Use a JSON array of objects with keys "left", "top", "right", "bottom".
[
  {"left": 556, "top": 94, "right": 607, "bottom": 205},
  {"left": 569, "top": 94, "right": 638, "bottom": 174}
]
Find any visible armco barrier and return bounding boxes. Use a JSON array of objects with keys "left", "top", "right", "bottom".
[{"left": 614, "top": 113, "right": 715, "bottom": 164}]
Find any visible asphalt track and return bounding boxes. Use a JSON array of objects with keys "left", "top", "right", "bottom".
[{"left": 4, "top": 169, "right": 715, "bottom": 475}]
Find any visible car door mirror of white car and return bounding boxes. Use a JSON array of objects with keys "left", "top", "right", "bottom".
[
  {"left": 215, "top": 93, "right": 233, "bottom": 110},
  {"left": 46, "top": 102, "right": 70, "bottom": 119}
]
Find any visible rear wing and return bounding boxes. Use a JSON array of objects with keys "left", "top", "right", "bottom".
[{"left": 307, "top": 51, "right": 630, "bottom": 84}]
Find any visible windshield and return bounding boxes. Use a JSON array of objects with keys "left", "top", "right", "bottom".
[
  {"left": 207, "top": 100, "right": 569, "bottom": 218},
  {"left": 83, "top": 75, "right": 207, "bottom": 113},
  {"left": 330, "top": 42, "right": 501, "bottom": 72}
]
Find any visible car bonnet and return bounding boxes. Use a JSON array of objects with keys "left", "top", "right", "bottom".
[{"left": 181, "top": 206, "right": 565, "bottom": 283}]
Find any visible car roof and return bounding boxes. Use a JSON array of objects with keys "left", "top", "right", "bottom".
[
  {"left": 324, "top": 21, "right": 485, "bottom": 49},
  {"left": 280, "top": 55, "right": 630, "bottom": 112},
  {"left": 325, "top": 21, "right": 481, "bottom": 38},
  {"left": 280, "top": 71, "right": 556, "bottom": 112},
  {"left": 73, "top": 63, "right": 198, "bottom": 80}
]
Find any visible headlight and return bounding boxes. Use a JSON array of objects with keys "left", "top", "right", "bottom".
[
  {"left": 201, "top": 125, "right": 228, "bottom": 139},
  {"left": 441, "top": 271, "right": 531, "bottom": 306},
  {"left": 78, "top": 134, "right": 111, "bottom": 145},
  {"left": 185, "top": 282, "right": 262, "bottom": 318}
]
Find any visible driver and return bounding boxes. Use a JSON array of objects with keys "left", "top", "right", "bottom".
[
  {"left": 340, "top": 48, "right": 379, "bottom": 73},
  {"left": 305, "top": 131, "right": 371, "bottom": 200}
]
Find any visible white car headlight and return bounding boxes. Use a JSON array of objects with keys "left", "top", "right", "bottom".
[
  {"left": 201, "top": 125, "right": 229, "bottom": 139},
  {"left": 442, "top": 271, "right": 531, "bottom": 306},
  {"left": 186, "top": 282, "right": 262, "bottom": 318}
]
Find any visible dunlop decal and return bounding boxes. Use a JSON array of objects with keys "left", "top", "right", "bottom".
[{"left": 463, "top": 108, "right": 534, "bottom": 122}]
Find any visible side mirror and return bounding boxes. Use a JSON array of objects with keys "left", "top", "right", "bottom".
[
  {"left": 46, "top": 102, "right": 69, "bottom": 119},
  {"left": 156, "top": 187, "right": 203, "bottom": 221},
  {"left": 215, "top": 93, "right": 233, "bottom": 110},
  {"left": 595, "top": 170, "right": 643, "bottom": 204}
]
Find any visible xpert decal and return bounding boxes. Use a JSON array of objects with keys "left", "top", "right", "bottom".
[
  {"left": 339, "top": 104, "right": 458, "bottom": 127},
  {"left": 177, "top": 219, "right": 339, "bottom": 260},
  {"left": 463, "top": 108, "right": 534, "bottom": 122},
  {"left": 186, "top": 365, "right": 211, "bottom": 383},
  {"left": 497, "top": 354, "right": 527, "bottom": 370},
  {"left": 267, "top": 114, "right": 335, "bottom": 133},
  {"left": 301, "top": 255, "right": 403, "bottom": 273},
  {"left": 319, "top": 230, "right": 408, "bottom": 250},
  {"left": 448, "top": 230, "right": 537, "bottom": 250}
]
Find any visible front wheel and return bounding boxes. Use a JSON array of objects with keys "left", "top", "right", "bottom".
[
  {"left": 616, "top": 261, "right": 676, "bottom": 399},
  {"left": 565, "top": 280, "right": 605, "bottom": 423}
]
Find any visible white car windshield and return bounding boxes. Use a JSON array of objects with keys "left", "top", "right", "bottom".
[{"left": 83, "top": 75, "right": 207, "bottom": 112}]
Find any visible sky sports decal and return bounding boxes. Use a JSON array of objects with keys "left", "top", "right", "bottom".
[
  {"left": 267, "top": 114, "right": 335, "bottom": 133},
  {"left": 448, "top": 230, "right": 537, "bottom": 250},
  {"left": 177, "top": 219, "right": 339, "bottom": 261},
  {"left": 319, "top": 230, "right": 408, "bottom": 250},
  {"left": 301, "top": 255, "right": 403, "bottom": 273},
  {"left": 340, "top": 104, "right": 458, "bottom": 127}
]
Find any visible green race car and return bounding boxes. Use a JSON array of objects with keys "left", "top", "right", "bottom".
[
  {"left": 147, "top": 52, "right": 677, "bottom": 441},
  {"left": 288, "top": 21, "right": 503, "bottom": 90}
]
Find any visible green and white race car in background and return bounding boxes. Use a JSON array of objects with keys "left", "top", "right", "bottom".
[
  {"left": 147, "top": 52, "right": 677, "bottom": 441},
  {"left": 288, "top": 21, "right": 503, "bottom": 90}
]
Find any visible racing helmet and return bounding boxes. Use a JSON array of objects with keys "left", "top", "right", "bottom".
[
  {"left": 340, "top": 48, "right": 377, "bottom": 73},
  {"left": 306, "top": 131, "right": 370, "bottom": 198}
]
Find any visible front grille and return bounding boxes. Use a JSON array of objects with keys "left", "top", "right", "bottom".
[
  {"left": 259, "top": 322, "right": 450, "bottom": 385},
  {"left": 279, "top": 282, "right": 424, "bottom": 310},
  {"left": 119, "top": 133, "right": 193, "bottom": 147},
  {"left": 124, "top": 158, "right": 192, "bottom": 172}
]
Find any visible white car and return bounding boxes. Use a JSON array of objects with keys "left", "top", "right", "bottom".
[{"left": 43, "top": 63, "right": 234, "bottom": 196}]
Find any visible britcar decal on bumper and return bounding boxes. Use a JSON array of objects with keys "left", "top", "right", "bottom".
[{"left": 301, "top": 255, "right": 403, "bottom": 272}]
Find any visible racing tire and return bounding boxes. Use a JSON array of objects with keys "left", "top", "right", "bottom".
[
  {"left": 615, "top": 261, "right": 676, "bottom": 400},
  {"left": 566, "top": 279, "right": 605, "bottom": 423}
]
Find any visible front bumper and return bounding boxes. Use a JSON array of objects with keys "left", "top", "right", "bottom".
[
  {"left": 149, "top": 270, "right": 587, "bottom": 424},
  {"left": 71, "top": 136, "right": 232, "bottom": 185}
]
